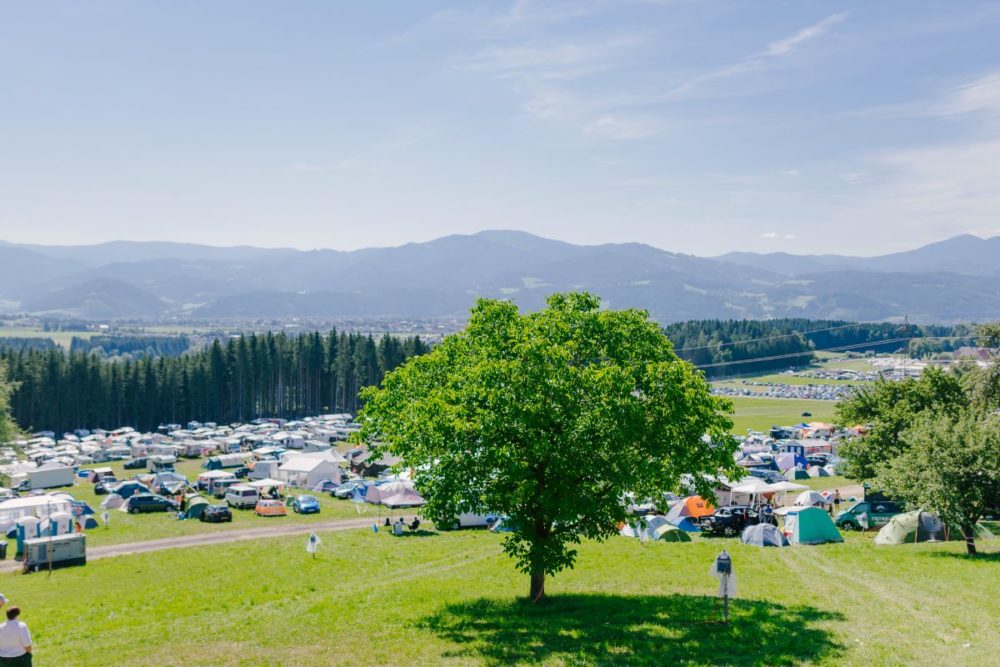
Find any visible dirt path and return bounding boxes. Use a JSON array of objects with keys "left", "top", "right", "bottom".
[{"left": 1, "top": 517, "right": 374, "bottom": 573}]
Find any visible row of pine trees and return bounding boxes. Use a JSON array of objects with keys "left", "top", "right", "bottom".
[{"left": 1, "top": 330, "right": 429, "bottom": 434}]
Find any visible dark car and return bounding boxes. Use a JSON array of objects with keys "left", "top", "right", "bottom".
[
  {"left": 699, "top": 505, "right": 769, "bottom": 537},
  {"left": 806, "top": 454, "right": 831, "bottom": 467},
  {"left": 199, "top": 505, "right": 233, "bottom": 523},
  {"left": 94, "top": 481, "right": 113, "bottom": 496},
  {"left": 126, "top": 493, "right": 179, "bottom": 514},
  {"left": 232, "top": 467, "right": 251, "bottom": 479},
  {"left": 124, "top": 457, "right": 148, "bottom": 470}
]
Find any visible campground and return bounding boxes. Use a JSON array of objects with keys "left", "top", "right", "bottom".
[{"left": 5, "top": 520, "right": 1000, "bottom": 666}]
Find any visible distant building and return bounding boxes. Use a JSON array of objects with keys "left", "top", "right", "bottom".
[{"left": 954, "top": 347, "right": 997, "bottom": 363}]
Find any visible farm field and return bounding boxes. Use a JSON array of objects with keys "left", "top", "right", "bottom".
[
  {"left": 71, "top": 460, "right": 367, "bottom": 547},
  {"left": 5, "top": 526, "right": 1000, "bottom": 666},
  {"left": 727, "top": 396, "right": 838, "bottom": 434},
  {"left": 0, "top": 327, "right": 95, "bottom": 349}
]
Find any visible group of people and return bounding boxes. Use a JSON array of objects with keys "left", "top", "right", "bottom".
[{"left": 0, "top": 595, "right": 31, "bottom": 666}]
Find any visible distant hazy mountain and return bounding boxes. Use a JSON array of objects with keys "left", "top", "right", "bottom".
[
  {"left": 1, "top": 231, "right": 998, "bottom": 323},
  {"left": 718, "top": 234, "right": 1000, "bottom": 277}
]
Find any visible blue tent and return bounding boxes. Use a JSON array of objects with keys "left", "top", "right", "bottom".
[{"left": 668, "top": 516, "right": 701, "bottom": 532}]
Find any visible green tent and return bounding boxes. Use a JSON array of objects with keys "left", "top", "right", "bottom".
[
  {"left": 876, "top": 510, "right": 994, "bottom": 545},
  {"left": 785, "top": 467, "right": 810, "bottom": 481},
  {"left": 651, "top": 523, "right": 693, "bottom": 542},
  {"left": 183, "top": 494, "right": 211, "bottom": 520},
  {"left": 785, "top": 507, "right": 843, "bottom": 545}
]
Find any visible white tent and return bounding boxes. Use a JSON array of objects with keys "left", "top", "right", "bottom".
[
  {"left": 248, "top": 478, "right": 287, "bottom": 488},
  {"left": 101, "top": 493, "right": 125, "bottom": 510},
  {"left": 794, "top": 490, "right": 828, "bottom": 507},
  {"left": 278, "top": 457, "right": 342, "bottom": 488},
  {"left": 364, "top": 480, "right": 414, "bottom": 504}
]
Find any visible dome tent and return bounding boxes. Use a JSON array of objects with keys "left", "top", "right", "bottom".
[
  {"left": 875, "top": 510, "right": 994, "bottom": 546},
  {"left": 784, "top": 507, "right": 843, "bottom": 545},
  {"left": 741, "top": 523, "right": 788, "bottom": 547}
]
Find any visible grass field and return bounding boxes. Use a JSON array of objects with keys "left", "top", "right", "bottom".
[
  {"left": 70, "top": 460, "right": 368, "bottom": 547},
  {"left": 0, "top": 327, "right": 95, "bottom": 349},
  {"left": 728, "top": 396, "right": 838, "bottom": 434},
  {"left": 4, "top": 525, "right": 1000, "bottom": 666}
]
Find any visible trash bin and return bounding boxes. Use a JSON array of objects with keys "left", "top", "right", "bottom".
[{"left": 0, "top": 541, "right": 7, "bottom": 560}]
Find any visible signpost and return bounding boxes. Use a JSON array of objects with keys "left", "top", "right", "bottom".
[{"left": 709, "top": 549, "right": 736, "bottom": 624}]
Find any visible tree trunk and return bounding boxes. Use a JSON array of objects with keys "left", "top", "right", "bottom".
[
  {"left": 529, "top": 572, "right": 545, "bottom": 603},
  {"left": 963, "top": 525, "right": 977, "bottom": 556}
]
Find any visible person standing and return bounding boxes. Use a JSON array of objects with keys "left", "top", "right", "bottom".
[
  {"left": 833, "top": 489, "right": 842, "bottom": 512},
  {"left": 0, "top": 606, "right": 32, "bottom": 666}
]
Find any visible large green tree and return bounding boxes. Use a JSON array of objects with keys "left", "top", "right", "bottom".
[
  {"left": 877, "top": 411, "right": 1000, "bottom": 555},
  {"left": 836, "top": 367, "right": 967, "bottom": 482},
  {"left": 357, "top": 293, "right": 738, "bottom": 601}
]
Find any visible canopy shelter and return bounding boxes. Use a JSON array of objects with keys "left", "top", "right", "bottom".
[
  {"left": 379, "top": 488, "right": 426, "bottom": 509},
  {"left": 783, "top": 507, "right": 843, "bottom": 545},
  {"left": 248, "top": 478, "right": 287, "bottom": 498},
  {"left": 741, "top": 522, "right": 789, "bottom": 547}
]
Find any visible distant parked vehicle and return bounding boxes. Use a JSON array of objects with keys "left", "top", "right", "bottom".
[
  {"left": 231, "top": 466, "right": 251, "bottom": 479},
  {"left": 331, "top": 480, "right": 365, "bottom": 499},
  {"left": 255, "top": 499, "right": 287, "bottom": 517},
  {"left": 699, "top": 505, "right": 768, "bottom": 537},
  {"left": 124, "top": 458, "right": 147, "bottom": 470},
  {"left": 126, "top": 494, "right": 179, "bottom": 514},
  {"left": 225, "top": 485, "right": 260, "bottom": 509},
  {"left": 199, "top": 505, "right": 233, "bottom": 523},
  {"left": 291, "top": 495, "right": 321, "bottom": 514},
  {"left": 835, "top": 500, "right": 902, "bottom": 531}
]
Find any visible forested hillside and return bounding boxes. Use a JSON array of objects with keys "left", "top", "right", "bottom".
[
  {"left": 1, "top": 331, "right": 428, "bottom": 434},
  {"left": 663, "top": 319, "right": 977, "bottom": 377}
]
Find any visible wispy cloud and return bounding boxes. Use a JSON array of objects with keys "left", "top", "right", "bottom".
[
  {"left": 761, "top": 231, "right": 796, "bottom": 240},
  {"left": 671, "top": 12, "right": 848, "bottom": 96},
  {"left": 836, "top": 70, "right": 1000, "bottom": 240}
]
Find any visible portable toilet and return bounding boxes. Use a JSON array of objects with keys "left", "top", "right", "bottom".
[
  {"left": 15, "top": 516, "right": 41, "bottom": 558},
  {"left": 47, "top": 512, "right": 73, "bottom": 536}
]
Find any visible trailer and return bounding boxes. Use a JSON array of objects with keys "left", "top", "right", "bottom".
[
  {"left": 23, "top": 533, "right": 87, "bottom": 573},
  {"left": 27, "top": 465, "right": 75, "bottom": 490}
]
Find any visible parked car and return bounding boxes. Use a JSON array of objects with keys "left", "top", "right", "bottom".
[
  {"left": 806, "top": 454, "right": 831, "bottom": 467},
  {"left": 255, "top": 499, "right": 287, "bottom": 517},
  {"left": 199, "top": 505, "right": 233, "bottom": 523},
  {"left": 699, "top": 505, "right": 767, "bottom": 537},
  {"left": 231, "top": 466, "right": 251, "bottom": 479},
  {"left": 835, "top": 500, "right": 902, "bottom": 531},
  {"left": 331, "top": 480, "right": 365, "bottom": 499},
  {"left": 126, "top": 494, "right": 179, "bottom": 514},
  {"left": 94, "top": 481, "right": 113, "bottom": 496},
  {"left": 291, "top": 495, "right": 321, "bottom": 514},
  {"left": 225, "top": 485, "right": 260, "bottom": 509},
  {"left": 124, "top": 457, "right": 148, "bottom": 470},
  {"left": 747, "top": 468, "right": 785, "bottom": 484}
]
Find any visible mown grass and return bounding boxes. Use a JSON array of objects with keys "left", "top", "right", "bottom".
[
  {"left": 728, "top": 396, "right": 838, "bottom": 434},
  {"left": 70, "top": 460, "right": 369, "bottom": 546},
  {"left": 5, "top": 527, "right": 1000, "bottom": 666}
]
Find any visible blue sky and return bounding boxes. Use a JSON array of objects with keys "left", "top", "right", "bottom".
[{"left": 1, "top": 1, "right": 999, "bottom": 256}]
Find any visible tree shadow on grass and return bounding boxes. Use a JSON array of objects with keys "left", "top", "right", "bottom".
[
  {"left": 922, "top": 550, "right": 1000, "bottom": 561},
  {"left": 394, "top": 529, "right": 439, "bottom": 538},
  {"left": 420, "top": 593, "right": 844, "bottom": 666}
]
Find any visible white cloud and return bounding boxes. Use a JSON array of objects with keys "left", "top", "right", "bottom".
[
  {"left": 781, "top": 169, "right": 801, "bottom": 177},
  {"left": 671, "top": 12, "right": 848, "bottom": 97},
  {"left": 761, "top": 232, "right": 796, "bottom": 240},
  {"left": 764, "top": 13, "right": 847, "bottom": 56},
  {"left": 761, "top": 232, "right": 779, "bottom": 239},
  {"left": 583, "top": 114, "right": 664, "bottom": 140}
]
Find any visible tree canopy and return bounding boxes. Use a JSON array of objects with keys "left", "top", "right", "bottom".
[
  {"left": 0, "top": 361, "right": 19, "bottom": 442},
  {"left": 357, "top": 293, "right": 738, "bottom": 601}
]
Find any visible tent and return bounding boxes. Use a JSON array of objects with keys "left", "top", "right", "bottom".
[
  {"left": 785, "top": 467, "right": 810, "bottom": 481},
  {"left": 873, "top": 510, "right": 994, "bottom": 545},
  {"left": 776, "top": 452, "right": 808, "bottom": 472},
  {"left": 784, "top": 507, "right": 843, "bottom": 545},
  {"left": 182, "top": 494, "right": 211, "bottom": 520},
  {"left": 650, "top": 522, "right": 692, "bottom": 542},
  {"left": 667, "top": 496, "right": 714, "bottom": 519},
  {"left": 667, "top": 516, "right": 701, "bottom": 532},
  {"left": 794, "top": 491, "right": 828, "bottom": 507},
  {"left": 807, "top": 466, "right": 831, "bottom": 478},
  {"left": 100, "top": 493, "right": 125, "bottom": 510},
  {"left": 741, "top": 523, "right": 789, "bottom": 547},
  {"left": 379, "top": 488, "right": 425, "bottom": 509}
]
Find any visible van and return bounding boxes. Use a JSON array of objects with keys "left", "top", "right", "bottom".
[
  {"left": 835, "top": 500, "right": 902, "bottom": 531},
  {"left": 225, "top": 485, "right": 260, "bottom": 509}
]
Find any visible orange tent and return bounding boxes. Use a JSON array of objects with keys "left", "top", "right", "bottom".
[{"left": 677, "top": 495, "right": 715, "bottom": 518}]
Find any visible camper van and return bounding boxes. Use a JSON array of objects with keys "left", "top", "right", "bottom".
[
  {"left": 225, "top": 485, "right": 260, "bottom": 509},
  {"left": 148, "top": 455, "right": 177, "bottom": 473}
]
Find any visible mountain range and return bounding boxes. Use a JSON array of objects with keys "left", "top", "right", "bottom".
[{"left": 1, "top": 231, "right": 998, "bottom": 323}]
